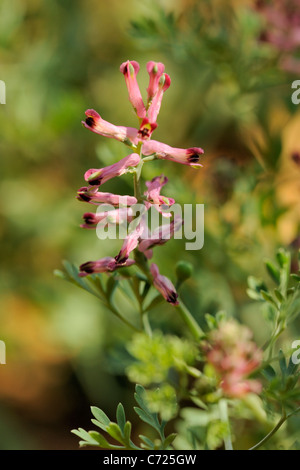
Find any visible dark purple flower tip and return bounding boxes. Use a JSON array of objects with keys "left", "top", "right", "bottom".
[
  {"left": 187, "top": 148, "right": 205, "bottom": 164},
  {"left": 292, "top": 152, "right": 300, "bottom": 165},
  {"left": 82, "top": 213, "right": 97, "bottom": 225},
  {"left": 79, "top": 261, "right": 95, "bottom": 274},
  {"left": 167, "top": 291, "right": 179, "bottom": 305}
]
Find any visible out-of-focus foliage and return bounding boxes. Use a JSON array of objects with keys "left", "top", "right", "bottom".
[{"left": 1, "top": 0, "right": 300, "bottom": 450}]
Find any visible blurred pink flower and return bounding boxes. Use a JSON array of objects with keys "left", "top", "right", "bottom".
[
  {"left": 205, "top": 320, "right": 263, "bottom": 398},
  {"left": 255, "top": 0, "right": 300, "bottom": 73}
]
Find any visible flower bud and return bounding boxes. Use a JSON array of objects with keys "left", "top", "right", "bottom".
[{"left": 175, "top": 261, "right": 194, "bottom": 283}]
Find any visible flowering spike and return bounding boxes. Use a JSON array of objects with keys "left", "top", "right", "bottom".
[
  {"left": 142, "top": 140, "right": 204, "bottom": 167},
  {"left": 84, "top": 153, "right": 140, "bottom": 186},
  {"left": 150, "top": 263, "right": 179, "bottom": 305},
  {"left": 120, "top": 60, "right": 146, "bottom": 119},
  {"left": 82, "top": 109, "right": 139, "bottom": 146}
]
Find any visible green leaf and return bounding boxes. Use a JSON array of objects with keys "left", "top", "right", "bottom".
[
  {"left": 105, "top": 422, "right": 125, "bottom": 445},
  {"left": 260, "top": 290, "right": 277, "bottom": 306},
  {"left": 205, "top": 313, "right": 217, "bottom": 330},
  {"left": 274, "top": 288, "right": 285, "bottom": 303},
  {"left": 279, "top": 350, "right": 287, "bottom": 379},
  {"left": 90, "top": 406, "right": 111, "bottom": 427},
  {"left": 88, "top": 431, "right": 123, "bottom": 449},
  {"left": 276, "top": 249, "right": 290, "bottom": 269},
  {"left": 162, "top": 433, "right": 177, "bottom": 449},
  {"left": 71, "top": 428, "right": 100, "bottom": 447},
  {"left": 139, "top": 434, "right": 155, "bottom": 450},
  {"left": 134, "top": 406, "right": 156, "bottom": 428},
  {"left": 262, "top": 365, "right": 276, "bottom": 380},
  {"left": 106, "top": 276, "right": 119, "bottom": 301},
  {"left": 287, "top": 356, "right": 299, "bottom": 376},
  {"left": 116, "top": 403, "right": 126, "bottom": 434},
  {"left": 265, "top": 260, "right": 280, "bottom": 284}
]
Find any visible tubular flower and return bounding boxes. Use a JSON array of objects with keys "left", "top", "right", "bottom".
[
  {"left": 79, "top": 257, "right": 135, "bottom": 277},
  {"left": 84, "top": 153, "right": 140, "bottom": 186},
  {"left": 82, "top": 109, "right": 139, "bottom": 147},
  {"left": 81, "top": 207, "right": 134, "bottom": 229},
  {"left": 77, "top": 187, "right": 137, "bottom": 206},
  {"left": 120, "top": 60, "right": 146, "bottom": 119},
  {"left": 142, "top": 140, "right": 204, "bottom": 167},
  {"left": 147, "top": 73, "right": 171, "bottom": 125},
  {"left": 144, "top": 175, "right": 175, "bottom": 217},
  {"left": 115, "top": 223, "right": 144, "bottom": 264},
  {"left": 138, "top": 217, "right": 183, "bottom": 259},
  {"left": 150, "top": 263, "right": 179, "bottom": 306},
  {"left": 146, "top": 61, "right": 165, "bottom": 105},
  {"left": 204, "top": 320, "right": 263, "bottom": 398}
]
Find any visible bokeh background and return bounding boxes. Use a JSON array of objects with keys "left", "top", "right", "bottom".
[{"left": 0, "top": 0, "right": 300, "bottom": 449}]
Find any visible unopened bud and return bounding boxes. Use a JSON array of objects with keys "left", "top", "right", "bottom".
[{"left": 176, "top": 261, "right": 193, "bottom": 283}]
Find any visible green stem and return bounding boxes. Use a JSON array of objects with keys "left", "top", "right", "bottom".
[
  {"left": 176, "top": 299, "right": 205, "bottom": 340},
  {"left": 249, "top": 407, "right": 300, "bottom": 450},
  {"left": 105, "top": 302, "right": 141, "bottom": 332},
  {"left": 142, "top": 312, "right": 152, "bottom": 337},
  {"left": 219, "top": 399, "right": 233, "bottom": 450}
]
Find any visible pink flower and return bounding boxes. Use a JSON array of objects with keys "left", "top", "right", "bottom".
[
  {"left": 120, "top": 60, "right": 146, "bottom": 119},
  {"left": 84, "top": 153, "right": 140, "bottom": 186},
  {"left": 138, "top": 217, "right": 183, "bottom": 259},
  {"left": 79, "top": 257, "right": 135, "bottom": 276},
  {"left": 144, "top": 175, "right": 175, "bottom": 217},
  {"left": 205, "top": 320, "right": 263, "bottom": 398},
  {"left": 82, "top": 109, "right": 139, "bottom": 146},
  {"left": 142, "top": 140, "right": 204, "bottom": 167},
  {"left": 77, "top": 187, "right": 137, "bottom": 206},
  {"left": 81, "top": 207, "right": 134, "bottom": 229},
  {"left": 150, "top": 263, "right": 179, "bottom": 305},
  {"left": 146, "top": 61, "right": 165, "bottom": 105},
  {"left": 147, "top": 73, "right": 171, "bottom": 124},
  {"left": 255, "top": 0, "right": 300, "bottom": 73},
  {"left": 115, "top": 223, "right": 144, "bottom": 264}
]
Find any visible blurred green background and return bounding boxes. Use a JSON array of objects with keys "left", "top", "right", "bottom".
[{"left": 0, "top": 0, "right": 300, "bottom": 449}]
